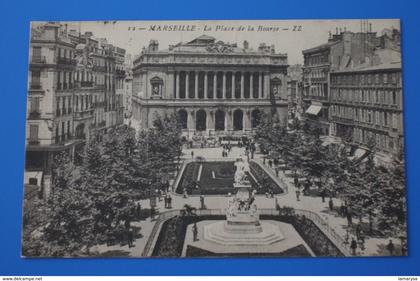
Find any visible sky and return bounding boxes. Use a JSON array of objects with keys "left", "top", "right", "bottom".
[{"left": 58, "top": 19, "right": 400, "bottom": 65}]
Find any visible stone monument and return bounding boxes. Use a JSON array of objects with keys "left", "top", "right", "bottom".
[
  {"left": 202, "top": 158, "right": 284, "bottom": 245},
  {"left": 182, "top": 158, "right": 314, "bottom": 256}
]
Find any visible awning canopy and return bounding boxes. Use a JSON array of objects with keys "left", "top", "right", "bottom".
[
  {"left": 305, "top": 105, "right": 322, "bottom": 115},
  {"left": 24, "top": 171, "right": 43, "bottom": 186}
]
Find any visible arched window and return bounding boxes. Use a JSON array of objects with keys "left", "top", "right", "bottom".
[
  {"left": 150, "top": 76, "right": 163, "bottom": 97},
  {"left": 233, "top": 109, "right": 243, "bottom": 131},
  {"left": 178, "top": 109, "right": 188, "bottom": 129},
  {"left": 251, "top": 109, "right": 262, "bottom": 128},
  {"left": 196, "top": 110, "right": 207, "bottom": 131},
  {"left": 215, "top": 110, "right": 225, "bottom": 131},
  {"left": 271, "top": 77, "right": 282, "bottom": 98}
]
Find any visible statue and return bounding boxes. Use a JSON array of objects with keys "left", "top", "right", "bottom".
[{"left": 234, "top": 158, "right": 250, "bottom": 185}]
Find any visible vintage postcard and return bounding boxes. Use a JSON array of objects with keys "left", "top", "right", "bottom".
[{"left": 22, "top": 19, "right": 406, "bottom": 258}]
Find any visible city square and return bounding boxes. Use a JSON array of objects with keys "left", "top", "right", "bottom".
[{"left": 22, "top": 20, "right": 406, "bottom": 258}]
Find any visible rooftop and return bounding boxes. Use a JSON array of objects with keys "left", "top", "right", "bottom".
[{"left": 141, "top": 35, "right": 287, "bottom": 57}]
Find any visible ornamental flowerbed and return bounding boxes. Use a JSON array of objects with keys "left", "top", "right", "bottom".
[
  {"left": 176, "top": 161, "right": 285, "bottom": 195},
  {"left": 152, "top": 211, "right": 344, "bottom": 257}
]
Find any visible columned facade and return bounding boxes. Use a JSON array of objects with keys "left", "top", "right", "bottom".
[
  {"left": 132, "top": 35, "right": 288, "bottom": 137},
  {"left": 166, "top": 71, "right": 275, "bottom": 102}
]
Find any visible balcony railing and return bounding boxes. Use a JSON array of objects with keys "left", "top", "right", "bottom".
[
  {"left": 303, "top": 95, "right": 328, "bottom": 101},
  {"left": 73, "top": 108, "right": 94, "bottom": 120},
  {"left": 29, "top": 83, "right": 42, "bottom": 90},
  {"left": 57, "top": 57, "right": 76, "bottom": 65},
  {"left": 28, "top": 111, "right": 41, "bottom": 119},
  {"left": 80, "top": 81, "right": 94, "bottom": 88},
  {"left": 93, "top": 65, "right": 106, "bottom": 72},
  {"left": 331, "top": 116, "right": 355, "bottom": 125},
  {"left": 116, "top": 69, "right": 126, "bottom": 76},
  {"left": 28, "top": 139, "right": 40, "bottom": 145},
  {"left": 31, "top": 56, "right": 46, "bottom": 64}
]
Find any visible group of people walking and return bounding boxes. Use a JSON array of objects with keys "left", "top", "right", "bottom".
[{"left": 222, "top": 143, "right": 232, "bottom": 157}]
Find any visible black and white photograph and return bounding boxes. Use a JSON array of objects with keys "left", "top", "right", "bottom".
[{"left": 22, "top": 19, "right": 406, "bottom": 258}]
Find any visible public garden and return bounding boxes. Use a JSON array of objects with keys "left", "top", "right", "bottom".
[{"left": 22, "top": 113, "right": 407, "bottom": 258}]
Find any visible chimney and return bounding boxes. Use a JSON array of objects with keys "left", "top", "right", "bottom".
[
  {"left": 148, "top": 40, "right": 159, "bottom": 52},
  {"left": 343, "top": 32, "right": 352, "bottom": 56}
]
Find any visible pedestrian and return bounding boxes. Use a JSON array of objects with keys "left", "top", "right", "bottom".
[
  {"left": 321, "top": 188, "right": 326, "bottom": 203},
  {"left": 157, "top": 189, "right": 162, "bottom": 202},
  {"left": 401, "top": 241, "right": 407, "bottom": 256},
  {"left": 191, "top": 150, "right": 194, "bottom": 159},
  {"left": 350, "top": 238, "right": 358, "bottom": 256},
  {"left": 168, "top": 194, "right": 172, "bottom": 209},
  {"left": 183, "top": 187, "right": 188, "bottom": 198},
  {"left": 304, "top": 180, "right": 310, "bottom": 195},
  {"left": 386, "top": 240, "right": 395, "bottom": 255},
  {"left": 192, "top": 222, "right": 199, "bottom": 242},
  {"left": 124, "top": 218, "right": 130, "bottom": 229},
  {"left": 136, "top": 202, "right": 141, "bottom": 220},
  {"left": 296, "top": 189, "right": 301, "bottom": 201},
  {"left": 356, "top": 224, "right": 361, "bottom": 240},
  {"left": 164, "top": 194, "right": 168, "bottom": 208},
  {"left": 343, "top": 204, "right": 348, "bottom": 217},
  {"left": 328, "top": 197, "right": 334, "bottom": 211},
  {"left": 270, "top": 190, "right": 274, "bottom": 198},
  {"left": 200, "top": 195, "right": 205, "bottom": 209},
  {"left": 294, "top": 175, "right": 299, "bottom": 186},
  {"left": 346, "top": 212, "right": 353, "bottom": 226},
  {"left": 127, "top": 228, "right": 134, "bottom": 248},
  {"left": 359, "top": 230, "right": 365, "bottom": 244},
  {"left": 340, "top": 202, "right": 345, "bottom": 217},
  {"left": 150, "top": 206, "right": 156, "bottom": 220}
]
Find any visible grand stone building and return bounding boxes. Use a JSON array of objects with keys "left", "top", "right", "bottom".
[
  {"left": 302, "top": 26, "right": 401, "bottom": 136},
  {"left": 329, "top": 52, "right": 403, "bottom": 162},
  {"left": 132, "top": 35, "right": 288, "bottom": 136},
  {"left": 25, "top": 23, "right": 125, "bottom": 193}
]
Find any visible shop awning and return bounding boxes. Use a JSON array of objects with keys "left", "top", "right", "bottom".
[
  {"left": 24, "top": 171, "right": 43, "bottom": 186},
  {"left": 305, "top": 105, "right": 322, "bottom": 115}
]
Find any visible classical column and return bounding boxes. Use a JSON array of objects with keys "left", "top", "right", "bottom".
[
  {"left": 194, "top": 72, "right": 198, "bottom": 99},
  {"left": 142, "top": 72, "right": 147, "bottom": 98},
  {"left": 213, "top": 72, "right": 217, "bottom": 99},
  {"left": 206, "top": 110, "right": 213, "bottom": 133},
  {"left": 224, "top": 110, "right": 230, "bottom": 132},
  {"left": 167, "top": 72, "right": 174, "bottom": 99},
  {"left": 222, "top": 72, "right": 226, "bottom": 99},
  {"left": 175, "top": 72, "right": 179, "bottom": 99},
  {"left": 264, "top": 72, "right": 270, "bottom": 99},
  {"left": 258, "top": 72, "right": 262, "bottom": 99},
  {"left": 231, "top": 72, "right": 235, "bottom": 99},
  {"left": 250, "top": 73, "right": 254, "bottom": 99},
  {"left": 187, "top": 110, "right": 194, "bottom": 131},
  {"left": 186, "top": 72, "right": 190, "bottom": 99},
  {"left": 244, "top": 110, "right": 251, "bottom": 131},
  {"left": 204, "top": 72, "right": 208, "bottom": 99},
  {"left": 240, "top": 73, "right": 244, "bottom": 99}
]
